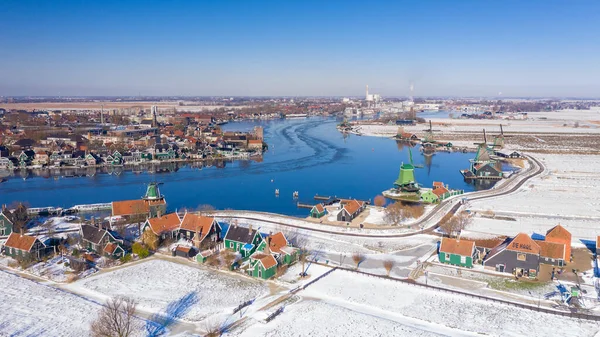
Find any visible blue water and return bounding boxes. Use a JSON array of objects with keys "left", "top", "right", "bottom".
[{"left": 0, "top": 118, "right": 486, "bottom": 217}]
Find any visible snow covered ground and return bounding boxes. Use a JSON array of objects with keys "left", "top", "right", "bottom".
[
  {"left": 235, "top": 299, "right": 450, "bottom": 337},
  {"left": 355, "top": 110, "right": 600, "bottom": 138},
  {"left": 467, "top": 153, "right": 600, "bottom": 240},
  {"left": 230, "top": 268, "right": 600, "bottom": 336},
  {"left": 27, "top": 256, "right": 74, "bottom": 283},
  {"left": 68, "top": 259, "right": 271, "bottom": 324},
  {"left": 364, "top": 206, "right": 386, "bottom": 225},
  {"left": 301, "top": 270, "right": 599, "bottom": 337},
  {"left": 0, "top": 269, "right": 144, "bottom": 336},
  {"left": 28, "top": 216, "right": 82, "bottom": 235}
]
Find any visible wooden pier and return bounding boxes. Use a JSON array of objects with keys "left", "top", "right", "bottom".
[
  {"left": 314, "top": 195, "right": 331, "bottom": 200},
  {"left": 297, "top": 202, "right": 314, "bottom": 209}
]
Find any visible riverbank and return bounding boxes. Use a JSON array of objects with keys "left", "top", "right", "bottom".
[{"left": 345, "top": 109, "right": 600, "bottom": 154}]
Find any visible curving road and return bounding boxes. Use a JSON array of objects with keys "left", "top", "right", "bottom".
[{"left": 210, "top": 154, "right": 545, "bottom": 238}]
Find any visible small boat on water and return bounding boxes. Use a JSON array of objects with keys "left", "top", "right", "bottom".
[
  {"left": 275, "top": 189, "right": 280, "bottom": 195},
  {"left": 292, "top": 191, "right": 299, "bottom": 198}
]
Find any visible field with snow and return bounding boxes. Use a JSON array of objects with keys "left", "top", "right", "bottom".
[
  {"left": 357, "top": 109, "right": 600, "bottom": 137},
  {"left": 467, "top": 153, "right": 600, "bottom": 240},
  {"left": 0, "top": 269, "right": 143, "bottom": 336},
  {"left": 295, "top": 270, "right": 600, "bottom": 337},
  {"left": 68, "top": 258, "right": 271, "bottom": 324},
  {"left": 235, "top": 300, "right": 449, "bottom": 337}
]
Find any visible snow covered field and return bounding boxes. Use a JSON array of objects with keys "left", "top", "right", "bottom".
[
  {"left": 0, "top": 269, "right": 143, "bottom": 336},
  {"left": 355, "top": 109, "right": 600, "bottom": 138},
  {"left": 468, "top": 153, "right": 600, "bottom": 240},
  {"left": 235, "top": 300, "right": 449, "bottom": 337},
  {"left": 68, "top": 259, "right": 271, "bottom": 324},
  {"left": 298, "top": 270, "right": 600, "bottom": 337}
]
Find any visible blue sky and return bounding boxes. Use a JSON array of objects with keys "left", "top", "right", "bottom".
[{"left": 1, "top": 0, "right": 599, "bottom": 97}]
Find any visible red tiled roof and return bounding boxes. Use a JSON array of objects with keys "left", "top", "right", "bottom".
[
  {"left": 535, "top": 240, "right": 565, "bottom": 260},
  {"left": 248, "top": 139, "right": 262, "bottom": 144},
  {"left": 112, "top": 199, "right": 165, "bottom": 217},
  {"left": 313, "top": 204, "right": 325, "bottom": 213},
  {"left": 266, "top": 232, "right": 288, "bottom": 254},
  {"left": 104, "top": 242, "right": 118, "bottom": 255},
  {"left": 146, "top": 213, "right": 181, "bottom": 235},
  {"left": 4, "top": 233, "right": 38, "bottom": 251},
  {"left": 506, "top": 233, "right": 541, "bottom": 255},
  {"left": 439, "top": 237, "right": 475, "bottom": 256},
  {"left": 546, "top": 224, "right": 571, "bottom": 242},
  {"left": 252, "top": 252, "right": 277, "bottom": 269},
  {"left": 176, "top": 245, "right": 192, "bottom": 254},
  {"left": 472, "top": 238, "right": 506, "bottom": 249},
  {"left": 343, "top": 200, "right": 363, "bottom": 215},
  {"left": 179, "top": 213, "right": 217, "bottom": 243},
  {"left": 433, "top": 181, "right": 444, "bottom": 188},
  {"left": 432, "top": 187, "right": 449, "bottom": 197}
]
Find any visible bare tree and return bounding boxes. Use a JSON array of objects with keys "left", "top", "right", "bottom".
[
  {"left": 383, "top": 259, "right": 395, "bottom": 277},
  {"left": 142, "top": 229, "right": 159, "bottom": 251},
  {"left": 352, "top": 252, "right": 365, "bottom": 270},
  {"left": 384, "top": 202, "right": 405, "bottom": 226},
  {"left": 197, "top": 204, "right": 216, "bottom": 214},
  {"left": 404, "top": 204, "right": 425, "bottom": 219},
  {"left": 91, "top": 296, "right": 137, "bottom": 337},
  {"left": 8, "top": 202, "right": 30, "bottom": 233},
  {"left": 373, "top": 195, "right": 386, "bottom": 207},
  {"left": 440, "top": 212, "right": 472, "bottom": 237}
]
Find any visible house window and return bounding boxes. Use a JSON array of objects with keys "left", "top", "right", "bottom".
[
  {"left": 551, "top": 258, "right": 555, "bottom": 262},
  {"left": 0, "top": 228, "right": 4, "bottom": 236},
  {"left": 460, "top": 256, "right": 466, "bottom": 264},
  {"left": 258, "top": 268, "right": 262, "bottom": 278},
  {"left": 444, "top": 253, "right": 450, "bottom": 260},
  {"left": 517, "top": 253, "right": 526, "bottom": 261}
]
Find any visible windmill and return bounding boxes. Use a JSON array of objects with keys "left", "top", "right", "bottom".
[
  {"left": 422, "top": 120, "right": 440, "bottom": 156},
  {"left": 492, "top": 124, "right": 511, "bottom": 148},
  {"left": 393, "top": 147, "right": 423, "bottom": 193}
]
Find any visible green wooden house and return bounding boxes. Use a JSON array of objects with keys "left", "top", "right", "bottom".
[
  {"left": 224, "top": 225, "right": 264, "bottom": 259},
  {"left": 309, "top": 204, "right": 326, "bottom": 218},
  {"left": 438, "top": 237, "right": 476, "bottom": 268},
  {"left": 103, "top": 242, "right": 126, "bottom": 259},
  {"left": 3, "top": 233, "right": 51, "bottom": 261},
  {"left": 196, "top": 250, "right": 213, "bottom": 263},
  {"left": 248, "top": 252, "right": 278, "bottom": 280},
  {"left": 0, "top": 210, "right": 14, "bottom": 237},
  {"left": 257, "top": 232, "right": 298, "bottom": 266},
  {"left": 421, "top": 190, "right": 439, "bottom": 204},
  {"left": 80, "top": 224, "right": 124, "bottom": 257}
]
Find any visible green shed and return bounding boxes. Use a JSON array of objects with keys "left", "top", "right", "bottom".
[
  {"left": 249, "top": 252, "right": 278, "bottom": 280},
  {"left": 310, "top": 204, "right": 326, "bottom": 218}
]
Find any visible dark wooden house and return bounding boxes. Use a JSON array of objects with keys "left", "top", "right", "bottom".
[
  {"left": 178, "top": 213, "right": 221, "bottom": 250},
  {"left": 3, "top": 233, "right": 52, "bottom": 261},
  {"left": 80, "top": 224, "right": 124, "bottom": 256},
  {"left": 483, "top": 233, "right": 540, "bottom": 278}
]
